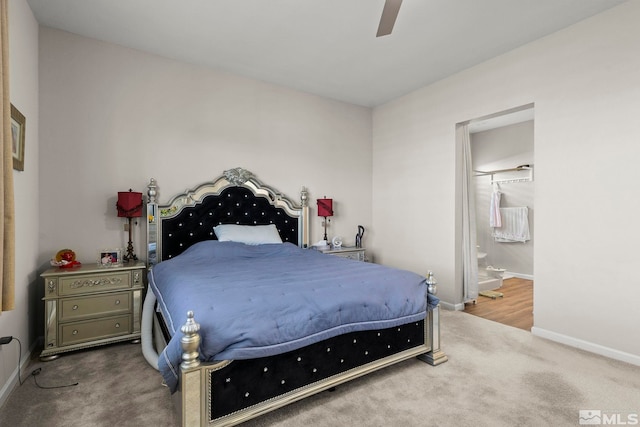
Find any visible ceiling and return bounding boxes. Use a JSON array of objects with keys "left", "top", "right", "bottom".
[{"left": 26, "top": 0, "right": 627, "bottom": 107}]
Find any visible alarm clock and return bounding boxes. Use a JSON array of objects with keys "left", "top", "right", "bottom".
[{"left": 332, "top": 236, "right": 343, "bottom": 249}]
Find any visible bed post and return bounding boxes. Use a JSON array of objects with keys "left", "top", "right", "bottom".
[
  {"left": 418, "top": 304, "right": 448, "bottom": 365},
  {"left": 300, "top": 187, "right": 310, "bottom": 248},
  {"left": 147, "top": 178, "right": 159, "bottom": 266},
  {"left": 179, "top": 311, "right": 204, "bottom": 427},
  {"left": 417, "top": 272, "right": 448, "bottom": 365}
]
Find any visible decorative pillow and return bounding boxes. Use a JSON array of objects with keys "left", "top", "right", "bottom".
[{"left": 213, "top": 224, "right": 283, "bottom": 245}]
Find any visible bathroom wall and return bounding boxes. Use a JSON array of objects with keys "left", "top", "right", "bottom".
[{"left": 471, "top": 120, "right": 534, "bottom": 278}]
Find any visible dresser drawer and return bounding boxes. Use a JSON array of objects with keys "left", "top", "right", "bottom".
[
  {"left": 330, "top": 251, "right": 365, "bottom": 261},
  {"left": 59, "top": 271, "right": 131, "bottom": 296},
  {"left": 59, "top": 315, "right": 131, "bottom": 346},
  {"left": 60, "top": 292, "right": 131, "bottom": 322},
  {"left": 320, "top": 247, "right": 366, "bottom": 262}
]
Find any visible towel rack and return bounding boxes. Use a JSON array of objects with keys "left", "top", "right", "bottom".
[{"left": 474, "top": 165, "right": 533, "bottom": 184}]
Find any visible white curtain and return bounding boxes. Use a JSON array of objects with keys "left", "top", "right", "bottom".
[{"left": 458, "top": 124, "right": 478, "bottom": 301}]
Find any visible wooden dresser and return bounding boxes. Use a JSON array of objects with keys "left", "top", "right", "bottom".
[{"left": 40, "top": 261, "right": 146, "bottom": 360}]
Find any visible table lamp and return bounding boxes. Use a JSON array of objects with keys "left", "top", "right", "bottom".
[
  {"left": 316, "top": 197, "right": 333, "bottom": 243},
  {"left": 116, "top": 189, "right": 143, "bottom": 262}
]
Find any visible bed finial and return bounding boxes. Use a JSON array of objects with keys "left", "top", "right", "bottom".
[
  {"left": 426, "top": 271, "right": 437, "bottom": 295},
  {"left": 147, "top": 178, "right": 158, "bottom": 204},
  {"left": 180, "top": 311, "right": 201, "bottom": 370},
  {"left": 300, "top": 186, "right": 308, "bottom": 207},
  {"left": 224, "top": 167, "right": 253, "bottom": 186}
]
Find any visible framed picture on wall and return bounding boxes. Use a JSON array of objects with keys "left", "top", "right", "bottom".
[
  {"left": 11, "top": 104, "right": 26, "bottom": 171},
  {"left": 98, "top": 248, "right": 122, "bottom": 267}
]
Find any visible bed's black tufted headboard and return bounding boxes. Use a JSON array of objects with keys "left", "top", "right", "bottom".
[{"left": 146, "top": 168, "right": 309, "bottom": 264}]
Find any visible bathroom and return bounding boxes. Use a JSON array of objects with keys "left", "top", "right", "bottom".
[{"left": 470, "top": 112, "right": 534, "bottom": 294}]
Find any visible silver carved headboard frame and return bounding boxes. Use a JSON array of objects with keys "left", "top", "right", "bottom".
[{"left": 146, "top": 167, "right": 310, "bottom": 265}]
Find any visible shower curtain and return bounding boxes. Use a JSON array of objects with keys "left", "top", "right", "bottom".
[{"left": 458, "top": 124, "right": 478, "bottom": 301}]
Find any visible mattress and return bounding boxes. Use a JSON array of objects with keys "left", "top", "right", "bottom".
[{"left": 148, "top": 241, "right": 437, "bottom": 392}]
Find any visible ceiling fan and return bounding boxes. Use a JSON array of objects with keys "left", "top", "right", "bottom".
[{"left": 376, "top": 0, "right": 403, "bottom": 37}]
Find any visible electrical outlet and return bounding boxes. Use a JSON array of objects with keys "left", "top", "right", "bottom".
[
  {"left": 124, "top": 223, "right": 129, "bottom": 232},
  {"left": 0, "top": 336, "right": 12, "bottom": 345}
]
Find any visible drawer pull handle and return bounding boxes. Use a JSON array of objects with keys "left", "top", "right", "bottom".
[
  {"left": 72, "top": 330, "right": 78, "bottom": 335},
  {"left": 115, "top": 300, "right": 120, "bottom": 305},
  {"left": 115, "top": 323, "right": 120, "bottom": 328},
  {"left": 72, "top": 305, "right": 78, "bottom": 310}
]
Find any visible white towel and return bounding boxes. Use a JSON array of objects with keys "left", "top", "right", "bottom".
[
  {"left": 489, "top": 190, "right": 502, "bottom": 227},
  {"left": 493, "top": 207, "right": 530, "bottom": 242}
]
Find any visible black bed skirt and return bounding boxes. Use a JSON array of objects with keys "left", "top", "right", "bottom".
[{"left": 208, "top": 319, "right": 426, "bottom": 420}]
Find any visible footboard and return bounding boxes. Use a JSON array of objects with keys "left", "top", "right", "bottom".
[{"left": 175, "top": 306, "right": 447, "bottom": 427}]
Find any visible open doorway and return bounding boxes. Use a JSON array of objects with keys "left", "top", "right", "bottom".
[{"left": 462, "top": 105, "right": 534, "bottom": 330}]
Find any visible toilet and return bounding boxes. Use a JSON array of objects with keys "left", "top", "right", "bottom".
[
  {"left": 486, "top": 265, "right": 507, "bottom": 279},
  {"left": 477, "top": 248, "right": 504, "bottom": 292}
]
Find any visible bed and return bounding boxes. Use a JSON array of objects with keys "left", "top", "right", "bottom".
[{"left": 142, "top": 167, "right": 447, "bottom": 426}]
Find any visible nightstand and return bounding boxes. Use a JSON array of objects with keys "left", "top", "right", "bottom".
[
  {"left": 320, "top": 246, "right": 367, "bottom": 262},
  {"left": 40, "top": 261, "right": 146, "bottom": 361}
]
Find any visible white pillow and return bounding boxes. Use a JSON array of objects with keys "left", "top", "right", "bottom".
[{"left": 213, "top": 224, "right": 283, "bottom": 245}]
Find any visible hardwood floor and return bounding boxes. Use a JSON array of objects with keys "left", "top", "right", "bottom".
[{"left": 464, "top": 277, "right": 533, "bottom": 331}]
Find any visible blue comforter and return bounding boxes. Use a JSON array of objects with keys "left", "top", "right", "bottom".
[{"left": 148, "top": 241, "right": 438, "bottom": 392}]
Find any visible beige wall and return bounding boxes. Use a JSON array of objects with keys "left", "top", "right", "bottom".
[
  {"left": 38, "top": 28, "right": 373, "bottom": 266},
  {"left": 0, "top": 0, "right": 39, "bottom": 407},
  {"left": 372, "top": 1, "right": 640, "bottom": 363}
]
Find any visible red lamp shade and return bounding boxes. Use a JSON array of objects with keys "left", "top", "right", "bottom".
[
  {"left": 317, "top": 198, "right": 333, "bottom": 217},
  {"left": 116, "top": 189, "right": 143, "bottom": 218}
]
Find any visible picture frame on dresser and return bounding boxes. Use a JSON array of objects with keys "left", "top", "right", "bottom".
[{"left": 99, "top": 248, "right": 122, "bottom": 267}]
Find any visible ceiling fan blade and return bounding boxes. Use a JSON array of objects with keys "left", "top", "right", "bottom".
[{"left": 376, "top": 0, "right": 403, "bottom": 37}]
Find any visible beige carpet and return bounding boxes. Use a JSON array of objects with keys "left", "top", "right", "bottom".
[{"left": 1, "top": 310, "right": 639, "bottom": 427}]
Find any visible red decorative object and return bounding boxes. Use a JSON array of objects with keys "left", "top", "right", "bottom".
[
  {"left": 316, "top": 197, "right": 333, "bottom": 242},
  {"left": 116, "top": 189, "right": 143, "bottom": 262},
  {"left": 52, "top": 249, "right": 81, "bottom": 268}
]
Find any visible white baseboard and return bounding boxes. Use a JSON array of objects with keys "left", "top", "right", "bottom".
[
  {"left": 440, "top": 301, "right": 465, "bottom": 311},
  {"left": 506, "top": 271, "right": 534, "bottom": 280},
  {"left": 0, "top": 339, "right": 37, "bottom": 409},
  {"left": 531, "top": 327, "right": 640, "bottom": 367}
]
